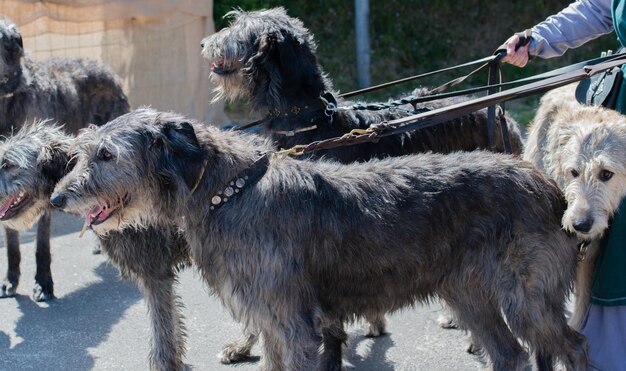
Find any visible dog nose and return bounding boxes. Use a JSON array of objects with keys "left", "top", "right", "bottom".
[
  {"left": 50, "top": 192, "right": 66, "bottom": 208},
  {"left": 200, "top": 42, "right": 205, "bottom": 49},
  {"left": 573, "top": 219, "right": 593, "bottom": 233}
]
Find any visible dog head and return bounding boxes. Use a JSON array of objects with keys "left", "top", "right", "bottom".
[
  {"left": 0, "top": 20, "right": 23, "bottom": 97},
  {"left": 548, "top": 106, "right": 626, "bottom": 240},
  {"left": 51, "top": 108, "right": 207, "bottom": 235},
  {"left": 0, "top": 121, "right": 71, "bottom": 230},
  {"left": 201, "top": 7, "right": 328, "bottom": 111}
]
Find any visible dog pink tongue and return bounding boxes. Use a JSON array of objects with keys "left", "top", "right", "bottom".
[
  {"left": 84, "top": 205, "right": 104, "bottom": 227},
  {"left": 97, "top": 208, "right": 113, "bottom": 222},
  {"left": 0, "top": 196, "right": 16, "bottom": 217}
]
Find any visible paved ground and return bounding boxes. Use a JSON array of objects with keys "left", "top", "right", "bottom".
[{"left": 0, "top": 212, "right": 486, "bottom": 371}]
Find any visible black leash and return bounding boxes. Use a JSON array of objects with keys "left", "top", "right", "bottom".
[
  {"left": 340, "top": 54, "right": 501, "bottom": 99},
  {"left": 232, "top": 54, "right": 513, "bottom": 131},
  {"left": 483, "top": 32, "right": 532, "bottom": 154},
  {"left": 344, "top": 50, "right": 626, "bottom": 109},
  {"left": 323, "top": 50, "right": 626, "bottom": 159},
  {"left": 232, "top": 93, "right": 337, "bottom": 131},
  {"left": 276, "top": 55, "right": 626, "bottom": 157},
  {"left": 234, "top": 45, "right": 626, "bottom": 133}
]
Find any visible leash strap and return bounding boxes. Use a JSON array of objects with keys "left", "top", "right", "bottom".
[
  {"left": 377, "top": 51, "right": 626, "bottom": 107},
  {"left": 278, "top": 55, "right": 626, "bottom": 157},
  {"left": 235, "top": 50, "right": 626, "bottom": 132},
  {"left": 340, "top": 54, "right": 500, "bottom": 99}
]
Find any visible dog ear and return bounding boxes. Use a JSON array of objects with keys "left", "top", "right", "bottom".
[
  {"left": 11, "top": 31, "right": 22, "bottom": 50},
  {"left": 4, "top": 25, "right": 23, "bottom": 55},
  {"left": 275, "top": 32, "right": 320, "bottom": 88},
  {"left": 154, "top": 121, "right": 205, "bottom": 192},
  {"left": 38, "top": 141, "right": 70, "bottom": 183},
  {"left": 76, "top": 124, "right": 98, "bottom": 138},
  {"left": 246, "top": 30, "right": 322, "bottom": 107},
  {"left": 245, "top": 32, "right": 282, "bottom": 106},
  {"left": 551, "top": 120, "right": 577, "bottom": 178}
]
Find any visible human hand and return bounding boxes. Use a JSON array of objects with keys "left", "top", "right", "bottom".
[{"left": 501, "top": 31, "right": 532, "bottom": 67}]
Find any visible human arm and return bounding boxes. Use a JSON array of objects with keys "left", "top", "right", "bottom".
[{"left": 502, "top": 0, "right": 614, "bottom": 67}]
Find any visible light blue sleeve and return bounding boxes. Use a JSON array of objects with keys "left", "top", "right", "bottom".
[{"left": 529, "top": 0, "right": 614, "bottom": 58}]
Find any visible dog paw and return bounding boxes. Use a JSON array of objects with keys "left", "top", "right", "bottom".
[
  {"left": 436, "top": 313, "right": 459, "bottom": 329},
  {"left": 466, "top": 342, "right": 483, "bottom": 355},
  {"left": 218, "top": 344, "right": 252, "bottom": 364},
  {"left": 32, "top": 284, "right": 55, "bottom": 302},
  {"left": 364, "top": 324, "right": 386, "bottom": 337},
  {"left": 0, "top": 282, "right": 17, "bottom": 298},
  {"left": 364, "top": 315, "right": 387, "bottom": 337},
  {"left": 92, "top": 243, "right": 102, "bottom": 255}
]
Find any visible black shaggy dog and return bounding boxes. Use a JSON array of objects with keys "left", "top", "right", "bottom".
[
  {"left": 0, "top": 20, "right": 130, "bottom": 301},
  {"left": 201, "top": 7, "right": 523, "bottom": 162}
]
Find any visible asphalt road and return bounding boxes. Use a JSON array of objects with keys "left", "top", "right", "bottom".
[{"left": 0, "top": 211, "right": 485, "bottom": 371}]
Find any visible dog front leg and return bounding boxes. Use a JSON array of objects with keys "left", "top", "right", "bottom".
[
  {"left": 33, "top": 212, "right": 54, "bottom": 301},
  {"left": 1, "top": 226, "right": 20, "bottom": 298},
  {"left": 259, "top": 327, "right": 284, "bottom": 371},
  {"left": 139, "top": 274, "right": 186, "bottom": 371}
]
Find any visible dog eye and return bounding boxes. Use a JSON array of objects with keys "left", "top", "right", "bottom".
[
  {"left": 599, "top": 170, "right": 614, "bottom": 182},
  {"left": 1, "top": 159, "right": 14, "bottom": 170},
  {"left": 570, "top": 169, "right": 579, "bottom": 178},
  {"left": 98, "top": 148, "right": 113, "bottom": 161},
  {"left": 66, "top": 156, "right": 78, "bottom": 171}
]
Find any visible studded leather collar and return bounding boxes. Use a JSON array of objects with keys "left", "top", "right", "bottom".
[{"left": 208, "top": 152, "right": 270, "bottom": 212}]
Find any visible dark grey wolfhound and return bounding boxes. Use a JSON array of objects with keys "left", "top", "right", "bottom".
[
  {"left": 52, "top": 108, "right": 586, "bottom": 371},
  {"left": 0, "top": 121, "right": 190, "bottom": 371},
  {"left": 202, "top": 6, "right": 522, "bottom": 358},
  {"left": 0, "top": 20, "right": 130, "bottom": 301},
  {"left": 201, "top": 7, "right": 523, "bottom": 162}
]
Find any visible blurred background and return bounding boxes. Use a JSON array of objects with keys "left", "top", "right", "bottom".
[
  {"left": 0, "top": 0, "right": 227, "bottom": 125},
  {"left": 0, "top": 0, "right": 619, "bottom": 128}
]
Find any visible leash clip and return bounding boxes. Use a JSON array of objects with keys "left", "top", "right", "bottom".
[
  {"left": 319, "top": 92, "right": 338, "bottom": 117},
  {"left": 275, "top": 145, "right": 307, "bottom": 157}
]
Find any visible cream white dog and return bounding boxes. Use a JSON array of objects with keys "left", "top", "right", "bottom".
[{"left": 524, "top": 83, "right": 626, "bottom": 328}]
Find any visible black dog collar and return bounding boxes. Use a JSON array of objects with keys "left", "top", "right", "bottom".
[{"left": 208, "top": 152, "right": 270, "bottom": 211}]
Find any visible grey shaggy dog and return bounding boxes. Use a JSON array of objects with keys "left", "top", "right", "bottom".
[
  {"left": 52, "top": 108, "right": 586, "bottom": 371},
  {"left": 524, "top": 83, "right": 626, "bottom": 331},
  {"left": 0, "top": 121, "right": 190, "bottom": 371},
  {"left": 201, "top": 7, "right": 523, "bottom": 161},
  {"left": 0, "top": 122, "right": 72, "bottom": 300},
  {"left": 0, "top": 20, "right": 130, "bottom": 301},
  {"left": 202, "top": 6, "right": 517, "bottom": 357}
]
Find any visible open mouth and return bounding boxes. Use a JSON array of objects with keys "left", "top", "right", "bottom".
[
  {"left": 0, "top": 192, "right": 31, "bottom": 220},
  {"left": 84, "top": 204, "right": 117, "bottom": 227},
  {"left": 210, "top": 57, "right": 236, "bottom": 76},
  {"left": 80, "top": 194, "right": 129, "bottom": 236}
]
